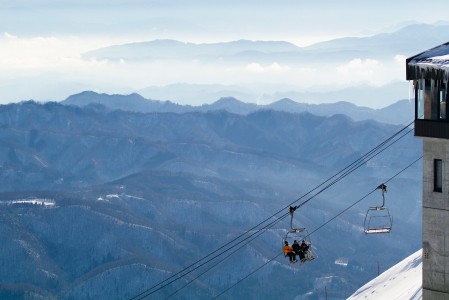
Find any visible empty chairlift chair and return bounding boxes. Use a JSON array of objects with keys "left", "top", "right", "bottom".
[{"left": 364, "top": 183, "right": 393, "bottom": 234}]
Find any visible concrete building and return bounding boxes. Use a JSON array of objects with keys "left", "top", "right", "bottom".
[{"left": 407, "top": 42, "right": 449, "bottom": 299}]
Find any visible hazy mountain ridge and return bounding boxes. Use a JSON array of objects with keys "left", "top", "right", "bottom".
[
  {"left": 72, "top": 22, "right": 449, "bottom": 111},
  {"left": 134, "top": 81, "right": 413, "bottom": 111},
  {"left": 82, "top": 39, "right": 301, "bottom": 61},
  {"left": 7, "top": 23, "right": 447, "bottom": 107},
  {"left": 63, "top": 91, "right": 413, "bottom": 125},
  {"left": 82, "top": 24, "right": 449, "bottom": 63},
  {"left": 4, "top": 22, "right": 449, "bottom": 108},
  {"left": 0, "top": 101, "right": 422, "bottom": 299},
  {"left": 305, "top": 23, "right": 449, "bottom": 56}
]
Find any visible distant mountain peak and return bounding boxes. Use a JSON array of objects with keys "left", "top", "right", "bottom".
[
  {"left": 214, "top": 96, "right": 243, "bottom": 105},
  {"left": 73, "top": 90, "right": 100, "bottom": 97},
  {"left": 65, "top": 91, "right": 146, "bottom": 102},
  {"left": 272, "top": 98, "right": 299, "bottom": 105},
  {"left": 275, "top": 97, "right": 295, "bottom": 102}
]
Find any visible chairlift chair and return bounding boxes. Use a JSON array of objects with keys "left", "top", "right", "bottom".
[
  {"left": 364, "top": 184, "right": 393, "bottom": 234},
  {"left": 282, "top": 206, "right": 314, "bottom": 262}
]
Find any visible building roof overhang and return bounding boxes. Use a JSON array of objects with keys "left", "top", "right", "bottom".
[{"left": 406, "top": 41, "right": 449, "bottom": 81}]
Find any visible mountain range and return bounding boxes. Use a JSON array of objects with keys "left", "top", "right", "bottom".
[
  {"left": 62, "top": 90, "right": 414, "bottom": 125},
  {"left": 0, "top": 100, "right": 422, "bottom": 299},
  {"left": 134, "top": 81, "right": 412, "bottom": 111},
  {"left": 82, "top": 24, "right": 449, "bottom": 63}
]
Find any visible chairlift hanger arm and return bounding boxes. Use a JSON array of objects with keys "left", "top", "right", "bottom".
[
  {"left": 377, "top": 183, "right": 387, "bottom": 207},
  {"left": 288, "top": 206, "right": 306, "bottom": 232}
]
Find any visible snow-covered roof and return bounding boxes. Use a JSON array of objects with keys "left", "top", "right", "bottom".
[
  {"left": 406, "top": 42, "right": 449, "bottom": 80},
  {"left": 347, "top": 249, "right": 422, "bottom": 300}
]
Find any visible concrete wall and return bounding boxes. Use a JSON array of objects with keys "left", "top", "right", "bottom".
[{"left": 423, "top": 137, "right": 449, "bottom": 297}]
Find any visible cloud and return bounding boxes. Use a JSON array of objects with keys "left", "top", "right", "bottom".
[
  {"left": 394, "top": 54, "right": 407, "bottom": 64},
  {"left": 333, "top": 58, "right": 406, "bottom": 87},
  {"left": 337, "top": 58, "right": 381, "bottom": 75},
  {"left": 245, "top": 62, "right": 290, "bottom": 73},
  {"left": 0, "top": 34, "right": 117, "bottom": 70},
  {"left": 4, "top": 32, "right": 18, "bottom": 40}
]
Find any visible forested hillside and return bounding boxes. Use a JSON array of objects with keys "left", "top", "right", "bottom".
[{"left": 0, "top": 101, "right": 422, "bottom": 299}]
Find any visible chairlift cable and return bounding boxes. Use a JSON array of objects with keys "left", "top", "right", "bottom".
[
  {"left": 128, "top": 214, "right": 289, "bottom": 299},
  {"left": 131, "top": 121, "right": 414, "bottom": 299},
  {"left": 129, "top": 120, "right": 415, "bottom": 299},
  {"left": 211, "top": 252, "right": 283, "bottom": 300},
  {"left": 163, "top": 129, "right": 413, "bottom": 300},
  {"left": 130, "top": 210, "right": 289, "bottom": 300},
  {"left": 164, "top": 216, "right": 287, "bottom": 299},
  {"left": 306, "top": 155, "right": 422, "bottom": 238},
  {"left": 213, "top": 155, "right": 422, "bottom": 298},
  {"left": 289, "top": 125, "right": 414, "bottom": 211},
  {"left": 163, "top": 125, "right": 416, "bottom": 298}
]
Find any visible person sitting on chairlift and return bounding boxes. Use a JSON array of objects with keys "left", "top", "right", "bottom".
[
  {"left": 283, "top": 241, "right": 297, "bottom": 263},
  {"left": 301, "top": 240, "right": 313, "bottom": 261},
  {"left": 292, "top": 240, "right": 305, "bottom": 261}
]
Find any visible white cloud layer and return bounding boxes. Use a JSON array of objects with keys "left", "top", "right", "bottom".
[
  {"left": 337, "top": 58, "right": 381, "bottom": 75},
  {"left": 245, "top": 62, "right": 291, "bottom": 73},
  {"left": 0, "top": 33, "right": 119, "bottom": 71},
  {"left": 394, "top": 54, "right": 407, "bottom": 64},
  {"left": 334, "top": 58, "right": 402, "bottom": 86}
]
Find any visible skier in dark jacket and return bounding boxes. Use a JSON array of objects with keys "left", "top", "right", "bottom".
[
  {"left": 301, "top": 240, "right": 313, "bottom": 261},
  {"left": 292, "top": 240, "right": 305, "bottom": 261}
]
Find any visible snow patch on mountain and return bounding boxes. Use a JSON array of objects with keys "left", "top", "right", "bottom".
[
  {"left": 348, "top": 249, "right": 422, "bottom": 299},
  {"left": 2, "top": 198, "right": 56, "bottom": 207}
]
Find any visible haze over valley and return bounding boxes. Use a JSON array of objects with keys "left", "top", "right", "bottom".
[{"left": 1, "top": 17, "right": 449, "bottom": 108}]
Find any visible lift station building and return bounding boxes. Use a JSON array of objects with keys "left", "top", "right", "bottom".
[{"left": 407, "top": 42, "right": 449, "bottom": 299}]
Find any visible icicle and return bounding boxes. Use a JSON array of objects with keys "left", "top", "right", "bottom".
[{"left": 408, "top": 80, "right": 411, "bottom": 104}]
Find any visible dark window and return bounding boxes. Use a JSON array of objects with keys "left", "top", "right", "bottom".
[
  {"left": 415, "top": 79, "right": 448, "bottom": 120},
  {"left": 434, "top": 159, "right": 443, "bottom": 193}
]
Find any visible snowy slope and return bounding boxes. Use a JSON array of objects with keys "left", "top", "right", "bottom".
[{"left": 347, "top": 249, "right": 422, "bottom": 300}]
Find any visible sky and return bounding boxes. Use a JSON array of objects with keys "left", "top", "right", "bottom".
[{"left": 1, "top": 0, "right": 449, "bottom": 106}]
